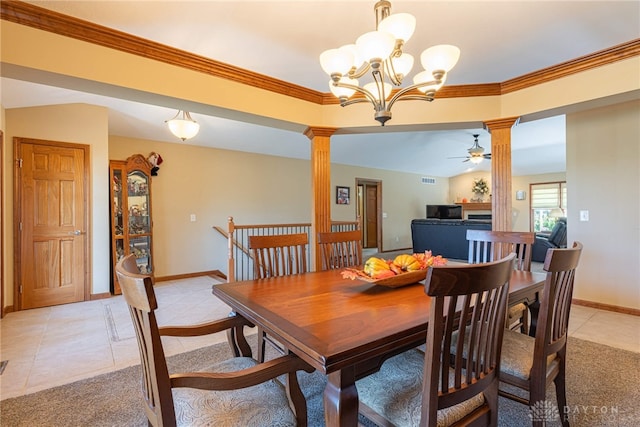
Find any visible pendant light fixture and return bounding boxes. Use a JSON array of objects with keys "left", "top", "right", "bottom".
[{"left": 165, "top": 110, "right": 200, "bottom": 141}]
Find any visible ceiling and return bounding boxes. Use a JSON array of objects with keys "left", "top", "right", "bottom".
[{"left": 2, "top": 1, "right": 639, "bottom": 177}]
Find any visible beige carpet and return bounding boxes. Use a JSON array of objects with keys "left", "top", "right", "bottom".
[{"left": 1, "top": 337, "right": 638, "bottom": 426}]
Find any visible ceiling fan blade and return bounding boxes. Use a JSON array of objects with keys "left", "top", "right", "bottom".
[{"left": 448, "top": 156, "right": 470, "bottom": 159}]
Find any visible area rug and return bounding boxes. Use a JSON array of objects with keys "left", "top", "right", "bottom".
[{"left": 1, "top": 337, "right": 638, "bottom": 426}]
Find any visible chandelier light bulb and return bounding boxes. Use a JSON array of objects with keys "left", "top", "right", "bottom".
[
  {"left": 364, "top": 81, "right": 392, "bottom": 101},
  {"left": 413, "top": 71, "right": 446, "bottom": 93},
  {"left": 420, "top": 44, "right": 461, "bottom": 73},
  {"left": 391, "top": 53, "right": 414, "bottom": 78},
  {"left": 329, "top": 77, "right": 359, "bottom": 99},
  {"left": 320, "top": 48, "right": 354, "bottom": 76},
  {"left": 356, "top": 31, "right": 396, "bottom": 65},
  {"left": 339, "top": 44, "right": 364, "bottom": 70},
  {"left": 378, "top": 13, "right": 416, "bottom": 43}
]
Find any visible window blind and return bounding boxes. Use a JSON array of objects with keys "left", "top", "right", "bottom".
[{"left": 531, "top": 183, "right": 561, "bottom": 208}]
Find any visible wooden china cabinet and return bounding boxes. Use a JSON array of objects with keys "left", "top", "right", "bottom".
[{"left": 109, "top": 154, "right": 154, "bottom": 294}]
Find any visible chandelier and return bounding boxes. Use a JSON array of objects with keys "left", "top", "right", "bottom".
[
  {"left": 165, "top": 110, "right": 200, "bottom": 141},
  {"left": 319, "top": 1, "right": 460, "bottom": 126}
]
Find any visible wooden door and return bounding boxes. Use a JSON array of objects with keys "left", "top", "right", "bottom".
[
  {"left": 356, "top": 179, "right": 382, "bottom": 250},
  {"left": 16, "top": 139, "right": 89, "bottom": 309},
  {"left": 365, "top": 185, "right": 378, "bottom": 248}
]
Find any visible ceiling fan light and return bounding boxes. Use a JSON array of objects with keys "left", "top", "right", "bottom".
[
  {"left": 329, "top": 77, "right": 359, "bottom": 99},
  {"left": 378, "top": 12, "right": 416, "bottom": 43},
  {"left": 166, "top": 111, "right": 199, "bottom": 141},
  {"left": 364, "top": 81, "right": 392, "bottom": 101},
  {"left": 356, "top": 31, "right": 396, "bottom": 64},
  {"left": 469, "top": 156, "right": 483, "bottom": 164},
  {"left": 320, "top": 48, "right": 354, "bottom": 76},
  {"left": 420, "top": 44, "right": 461, "bottom": 73}
]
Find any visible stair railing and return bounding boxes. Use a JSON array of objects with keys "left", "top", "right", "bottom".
[{"left": 213, "top": 217, "right": 359, "bottom": 282}]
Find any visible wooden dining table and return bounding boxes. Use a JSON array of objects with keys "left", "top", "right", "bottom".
[{"left": 213, "top": 267, "right": 545, "bottom": 427}]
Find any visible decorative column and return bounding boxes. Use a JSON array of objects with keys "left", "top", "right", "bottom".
[
  {"left": 304, "top": 126, "right": 337, "bottom": 270},
  {"left": 483, "top": 117, "right": 519, "bottom": 231}
]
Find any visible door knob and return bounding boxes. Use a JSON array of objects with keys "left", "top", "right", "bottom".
[{"left": 68, "top": 230, "right": 84, "bottom": 235}]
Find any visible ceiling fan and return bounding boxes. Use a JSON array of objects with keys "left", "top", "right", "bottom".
[{"left": 449, "top": 134, "right": 491, "bottom": 164}]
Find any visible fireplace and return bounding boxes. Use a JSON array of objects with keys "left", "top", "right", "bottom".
[{"left": 468, "top": 213, "right": 492, "bottom": 220}]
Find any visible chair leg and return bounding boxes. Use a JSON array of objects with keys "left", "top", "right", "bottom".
[
  {"left": 554, "top": 354, "right": 569, "bottom": 426},
  {"left": 257, "top": 326, "right": 267, "bottom": 363}
]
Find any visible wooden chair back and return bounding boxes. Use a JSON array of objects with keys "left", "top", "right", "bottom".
[
  {"left": 248, "top": 233, "right": 309, "bottom": 278},
  {"left": 467, "top": 229, "right": 535, "bottom": 271},
  {"left": 317, "top": 230, "right": 363, "bottom": 270},
  {"left": 533, "top": 241, "right": 583, "bottom": 376},
  {"left": 421, "top": 253, "right": 516, "bottom": 426},
  {"left": 116, "top": 254, "right": 175, "bottom": 427},
  {"left": 499, "top": 242, "right": 583, "bottom": 424}
]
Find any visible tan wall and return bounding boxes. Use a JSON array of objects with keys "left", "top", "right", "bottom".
[
  {"left": 2, "top": 101, "right": 639, "bottom": 312},
  {"left": 3, "top": 104, "right": 110, "bottom": 302},
  {"left": 511, "top": 172, "right": 567, "bottom": 231},
  {"left": 109, "top": 137, "right": 312, "bottom": 277},
  {"left": 331, "top": 164, "right": 450, "bottom": 251},
  {"left": 567, "top": 100, "right": 640, "bottom": 310}
]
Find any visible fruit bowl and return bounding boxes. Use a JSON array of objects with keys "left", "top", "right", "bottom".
[{"left": 343, "top": 268, "right": 428, "bottom": 288}]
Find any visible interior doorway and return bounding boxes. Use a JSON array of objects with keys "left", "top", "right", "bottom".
[
  {"left": 14, "top": 138, "right": 90, "bottom": 310},
  {"left": 356, "top": 178, "right": 382, "bottom": 251}
]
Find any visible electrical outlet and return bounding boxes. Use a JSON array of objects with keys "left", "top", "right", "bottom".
[{"left": 579, "top": 210, "right": 589, "bottom": 221}]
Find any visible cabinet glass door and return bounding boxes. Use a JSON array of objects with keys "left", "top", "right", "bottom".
[
  {"left": 112, "top": 169, "right": 124, "bottom": 237},
  {"left": 127, "top": 170, "right": 152, "bottom": 274},
  {"left": 129, "top": 235, "right": 152, "bottom": 274}
]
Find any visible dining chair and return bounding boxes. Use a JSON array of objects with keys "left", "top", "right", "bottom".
[
  {"left": 317, "top": 229, "right": 363, "bottom": 270},
  {"left": 498, "top": 242, "right": 583, "bottom": 427},
  {"left": 248, "top": 232, "right": 309, "bottom": 362},
  {"left": 115, "top": 254, "right": 313, "bottom": 427},
  {"left": 357, "top": 253, "right": 516, "bottom": 427},
  {"left": 466, "top": 229, "right": 535, "bottom": 334}
]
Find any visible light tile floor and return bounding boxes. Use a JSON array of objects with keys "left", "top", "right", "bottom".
[{"left": 1, "top": 276, "right": 639, "bottom": 400}]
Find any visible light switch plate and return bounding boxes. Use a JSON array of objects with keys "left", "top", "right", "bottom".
[
  {"left": 579, "top": 210, "right": 589, "bottom": 221},
  {"left": 190, "top": 214, "right": 196, "bottom": 222}
]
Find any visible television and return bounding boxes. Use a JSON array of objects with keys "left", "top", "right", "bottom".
[{"left": 426, "top": 204, "right": 462, "bottom": 220}]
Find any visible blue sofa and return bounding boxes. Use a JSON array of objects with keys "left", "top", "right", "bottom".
[{"left": 411, "top": 219, "right": 492, "bottom": 260}]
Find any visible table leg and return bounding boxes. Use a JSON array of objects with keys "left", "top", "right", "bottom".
[{"left": 324, "top": 367, "right": 359, "bottom": 426}]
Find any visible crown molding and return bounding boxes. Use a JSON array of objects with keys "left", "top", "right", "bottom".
[
  {"left": 1, "top": 0, "right": 325, "bottom": 104},
  {"left": 2, "top": 1, "right": 639, "bottom": 105}
]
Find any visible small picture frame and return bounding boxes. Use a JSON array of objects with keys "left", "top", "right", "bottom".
[
  {"left": 336, "top": 186, "right": 350, "bottom": 205},
  {"left": 515, "top": 190, "right": 526, "bottom": 200}
]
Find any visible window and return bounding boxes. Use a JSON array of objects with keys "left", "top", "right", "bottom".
[{"left": 530, "top": 182, "right": 567, "bottom": 232}]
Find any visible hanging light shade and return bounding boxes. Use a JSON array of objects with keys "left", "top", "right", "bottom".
[
  {"left": 329, "top": 76, "right": 359, "bottom": 100},
  {"left": 319, "top": 1, "right": 461, "bottom": 126},
  {"left": 165, "top": 110, "right": 200, "bottom": 141}
]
